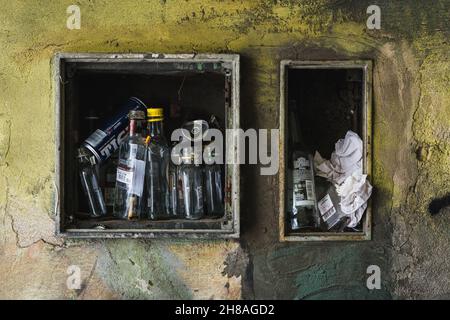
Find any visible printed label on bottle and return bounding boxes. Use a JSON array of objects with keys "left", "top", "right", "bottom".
[
  {"left": 131, "top": 159, "right": 145, "bottom": 197},
  {"left": 116, "top": 167, "right": 133, "bottom": 186},
  {"left": 129, "top": 144, "right": 138, "bottom": 159},
  {"left": 294, "top": 157, "right": 312, "bottom": 181},
  {"left": 293, "top": 157, "right": 315, "bottom": 206},
  {"left": 318, "top": 194, "right": 336, "bottom": 222}
]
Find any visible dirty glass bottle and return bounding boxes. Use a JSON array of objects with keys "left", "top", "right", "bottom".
[
  {"left": 78, "top": 147, "right": 107, "bottom": 217},
  {"left": 113, "top": 110, "right": 147, "bottom": 220},
  {"left": 288, "top": 99, "right": 319, "bottom": 229},
  {"left": 180, "top": 150, "right": 204, "bottom": 220},
  {"left": 204, "top": 144, "right": 224, "bottom": 218},
  {"left": 145, "top": 107, "right": 171, "bottom": 220}
]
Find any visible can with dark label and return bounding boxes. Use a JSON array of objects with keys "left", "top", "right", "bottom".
[{"left": 83, "top": 97, "right": 148, "bottom": 165}]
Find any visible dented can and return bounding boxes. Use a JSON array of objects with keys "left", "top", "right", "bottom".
[{"left": 82, "top": 97, "right": 148, "bottom": 165}]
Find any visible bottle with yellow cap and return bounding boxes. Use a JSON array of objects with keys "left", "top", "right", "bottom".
[{"left": 145, "top": 107, "right": 171, "bottom": 219}]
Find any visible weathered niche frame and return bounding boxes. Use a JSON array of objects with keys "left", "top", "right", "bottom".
[
  {"left": 53, "top": 53, "right": 240, "bottom": 239},
  {"left": 279, "top": 60, "right": 373, "bottom": 242}
]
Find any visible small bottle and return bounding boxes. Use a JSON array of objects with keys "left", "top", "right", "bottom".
[
  {"left": 145, "top": 107, "right": 170, "bottom": 220},
  {"left": 288, "top": 100, "right": 319, "bottom": 229},
  {"left": 113, "top": 110, "right": 147, "bottom": 220},
  {"left": 204, "top": 144, "right": 224, "bottom": 218},
  {"left": 180, "top": 150, "right": 204, "bottom": 220},
  {"left": 78, "top": 147, "right": 107, "bottom": 217}
]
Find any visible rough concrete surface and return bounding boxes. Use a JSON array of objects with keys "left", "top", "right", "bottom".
[{"left": 0, "top": 0, "right": 449, "bottom": 299}]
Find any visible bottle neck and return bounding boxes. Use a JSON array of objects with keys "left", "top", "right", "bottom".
[
  {"left": 147, "top": 120, "right": 164, "bottom": 138},
  {"left": 129, "top": 120, "right": 144, "bottom": 137},
  {"left": 129, "top": 120, "right": 136, "bottom": 136}
]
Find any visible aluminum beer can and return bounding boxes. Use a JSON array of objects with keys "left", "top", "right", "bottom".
[{"left": 83, "top": 97, "right": 147, "bottom": 164}]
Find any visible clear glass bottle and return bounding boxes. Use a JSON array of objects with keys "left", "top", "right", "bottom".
[
  {"left": 78, "top": 147, "right": 107, "bottom": 217},
  {"left": 145, "top": 107, "right": 170, "bottom": 220},
  {"left": 180, "top": 151, "right": 204, "bottom": 220},
  {"left": 113, "top": 110, "right": 147, "bottom": 220},
  {"left": 288, "top": 99, "right": 319, "bottom": 229},
  {"left": 204, "top": 144, "right": 224, "bottom": 218},
  {"left": 168, "top": 144, "right": 183, "bottom": 217}
]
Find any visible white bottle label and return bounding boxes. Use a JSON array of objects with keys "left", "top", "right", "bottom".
[
  {"left": 116, "top": 167, "right": 133, "bottom": 186},
  {"left": 130, "top": 144, "right": 138, "bottom": 159},
  {"left": 318, "top": 194, "right": 336, "bottom": 222},
  {"left": 131, "top": 159, "right": 145, "bottom": 197},
  {"left": 293, "top": 156, "right": 315, "bottom": 206}
]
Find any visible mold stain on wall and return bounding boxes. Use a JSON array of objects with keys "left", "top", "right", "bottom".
[{"left": 0, "top": 0, "right": 449, "bottom": 299}]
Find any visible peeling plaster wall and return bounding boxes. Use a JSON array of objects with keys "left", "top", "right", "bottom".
[{"left": 0, "top": 0, "right": 449, "bottom": 299}]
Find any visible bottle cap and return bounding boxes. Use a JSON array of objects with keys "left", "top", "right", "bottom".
[
  {"left": 77, "top": 147, "right": 97, "bottom": 165},
  {"left": 77, "top": 147, "right": 90, "bottom": 158},
  {"left": 128, "top": 110, "right": 146, "bottom": 120},
  {"left": 181, "top": 120, "right": 209, "bottom": 141},
  {"left": 147, "top": 108, "right": 164, "bottom": 122}
]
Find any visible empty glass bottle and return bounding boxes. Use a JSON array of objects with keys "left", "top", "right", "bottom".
[
  {"left": 204, "top": 144, "right": 224, "bottom": 218},
  {"left": 113, "top": 110, "right": 147, "bottom": 220},
  {"left": 145, "top": 107, "right": 170, "bottom": 220},
  {"left": 78, "top": 147, "right": 107, "bottom": 217},
  {"left": 180, "top": 150, "right": 204, "bottom": 220}
]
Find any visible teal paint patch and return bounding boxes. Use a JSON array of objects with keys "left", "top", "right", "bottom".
[{"left": 294, "top": 246, "right": 391, "bottom": 300}]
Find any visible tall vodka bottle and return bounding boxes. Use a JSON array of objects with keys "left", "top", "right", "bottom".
[
  {"left": 78, "top": 147, "right": 107, "bottom": 217},
  {"left": 145, "top": 107, "right": 170, "bottom": 220},
  {"left": 113, "top": 110, "right": 147, "bottom": 220},
  {"left": 288, "top": 100, "right": 319, "bottom": 229}
]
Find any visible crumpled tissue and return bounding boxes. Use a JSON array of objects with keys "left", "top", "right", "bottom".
[{"left": 314, "top": 130, "right": 372, "bottom": 228}]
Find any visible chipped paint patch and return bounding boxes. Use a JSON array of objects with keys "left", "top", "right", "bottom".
[{"left": 167, "top": 240, "right": 242, "bottom": 299}]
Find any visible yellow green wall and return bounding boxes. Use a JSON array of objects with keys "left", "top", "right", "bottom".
[{"left": 0, "top": 0, "right": 449, "bottom": 299}]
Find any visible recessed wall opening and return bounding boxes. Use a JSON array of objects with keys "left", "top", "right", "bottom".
[
  {"left": 279, "top": 60, "right": 372, "bottom": 241},
  {"left": 54, "top": 53, "right": 240, "bottom": 238}
]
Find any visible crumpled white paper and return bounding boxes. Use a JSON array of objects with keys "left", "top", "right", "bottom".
[
  {"left": 314, "top": 130, "right": 363, "bottom": 184},
  {"left": 337, "top": 172, "right": 372, "bottom": 227},
  {"left": 314, "top": 130, "right": 372, "bottom": 228}
]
